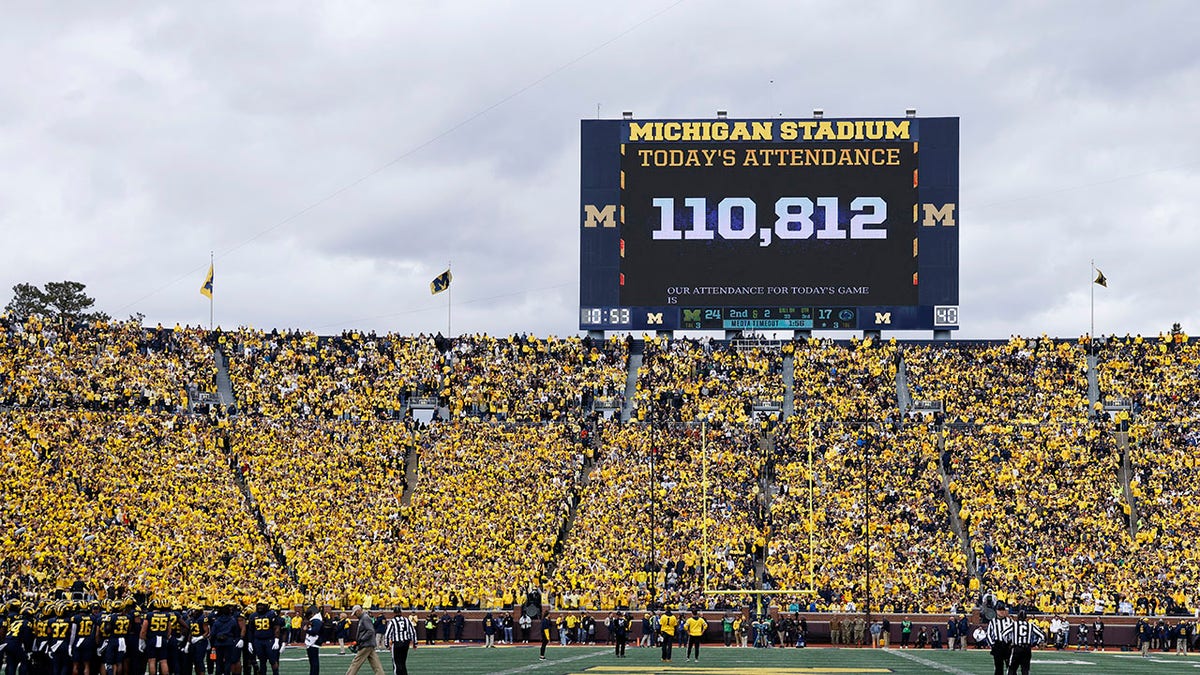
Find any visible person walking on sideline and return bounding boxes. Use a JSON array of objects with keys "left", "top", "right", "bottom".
[
  {"left": 344, "top": 607, "right": 384, "bottom": 675},
  {"left": 383, "top": 610, "right": 416, "bottom": 675}
]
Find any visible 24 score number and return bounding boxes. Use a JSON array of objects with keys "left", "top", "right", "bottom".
[{"left": 650, "top": 196, "right": 887, "bottom": 247}]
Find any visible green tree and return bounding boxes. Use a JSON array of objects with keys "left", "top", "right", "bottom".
[
  {"left": 5, "top": 283, "right": 49, "bottom": 319},
  {"left": 4, "top": 281, "right": 110, "bottom": 323}
]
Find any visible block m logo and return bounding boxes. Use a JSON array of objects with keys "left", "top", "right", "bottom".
[
  {"left": 874, "top": 312, "right": 892, "bottom": 325},
  {"left": 922, "top": 203, "right": 957, "bottom": 227},
  {"left": 646, "top": 312, "right": 664, "bottom": 325},
  {"left": 583, "top": 204, "right": 617, "bottom": 228}
]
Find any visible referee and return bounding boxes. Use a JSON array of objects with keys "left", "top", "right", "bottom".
[
  {"left": 1007, "top": 610, "right": 1045, "bottom": 675},
  {"left": 986, "top": 604, "right": 1014, "bottom": 675},
  {"left": 383, "top": 609, "right": 416, "bottom": 675}
]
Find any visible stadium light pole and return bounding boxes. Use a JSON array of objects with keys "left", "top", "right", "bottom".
[
  {"left": 701, "top": 414, "right": 708, "bottom": 596},
  {"left": 862, "top": 422, "right": 873, "bottom": 634},
  {"left": 649, "top": 409, "right": 657, "bottom": 610},
  {"left": 648, "top": 395, "right": 666, "bottom": 610}
]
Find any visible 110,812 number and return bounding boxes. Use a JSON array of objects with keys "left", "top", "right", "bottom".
[{"left": 650, "top": 196, "right": 888, "bottom": 247}]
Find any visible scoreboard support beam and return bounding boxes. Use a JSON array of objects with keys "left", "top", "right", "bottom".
[
  {"left": 587, "top": 330, "right": 606, "bottom": 340},
  {"left": 933, "top": 329, "right": 952, "bottom": 341}
]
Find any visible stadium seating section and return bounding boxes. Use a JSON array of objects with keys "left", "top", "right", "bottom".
[{"left": 1, "top": 315, "right": 1196, "bottom": 617}]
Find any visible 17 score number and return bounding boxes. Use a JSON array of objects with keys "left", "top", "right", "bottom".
[{"left": 651, "top": 196, "right": 887, "bottom": 247}]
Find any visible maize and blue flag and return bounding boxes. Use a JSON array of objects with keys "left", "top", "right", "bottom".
[
  {"left": 430, "top": 269, "right": 452, "bottom": 295},
  {"left": 200, "top": 264, "right": 214, "bottom": 299},
  {"left": 1093, "top": 269, "right": 1107, "bottom": 288}
]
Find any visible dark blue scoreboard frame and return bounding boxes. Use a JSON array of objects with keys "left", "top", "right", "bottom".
[{"left": 580, "top": 117, "right": 959, "bottom": 332}]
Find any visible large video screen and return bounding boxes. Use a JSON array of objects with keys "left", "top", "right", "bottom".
[{"left": 580, "top": 117, "right": 959, "bottom": 332}]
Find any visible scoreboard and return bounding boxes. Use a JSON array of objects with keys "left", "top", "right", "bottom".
[{"left": 579, "top": 116, "right": 959, "bottom": 332}]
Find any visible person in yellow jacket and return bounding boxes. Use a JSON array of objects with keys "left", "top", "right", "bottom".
[
  {"left": 659, "top": 609, "right": 679, "bottom": 662},
  {"left": 684, "top": 610, "right": 708, "bottom": 662}
]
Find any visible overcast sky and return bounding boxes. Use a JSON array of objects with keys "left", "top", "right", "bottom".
[{"left": 2, "top": 0, "right": 1197, "bottom": 338}]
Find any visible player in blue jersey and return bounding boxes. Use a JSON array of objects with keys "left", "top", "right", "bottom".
[
  {"left": 167, "top": 606, "right": 189, "bottom": 675},
  {"left": 47, "top": 603, "right": 73, "bottom": 675},
  {"left": 247, "top": 604, "right": 279, "bottom": 675},
  {"left": 185, "top": 610, "right": 209, "bottom": 675},
  {"left": 4, "top": 604, "right": 34, "bottom": 675},
  {"left": 238, "top": 608, "right": 256, "bottom": 675},
  {"left": 140, "top": 601, "right": 176, "bottom": 675},
  {"left": 103, "top": 605, "right": 128, "bottom": 675},
  {"left": 31, "top": 604, "right": 52, "bottom": 675},
  {"left": 0, "top": 601, "right": 9, "bottom": 675},
  {"left": 69, "top": 603, "right": 98, "bottom": 675},
  {"left": 120, "top": 602, "right": 141, "bottom": 675}
]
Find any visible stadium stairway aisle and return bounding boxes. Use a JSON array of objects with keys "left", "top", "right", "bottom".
[
  {"left": 1086, "top": 353, "right": 1100, "bottom": 409},
  {"left": 400, "top": 442, "right": 419, "bottom": 506},
  {"left": 215, "top": 345, "right": 237, "bottom": 409},
  {"left": 758, "top": 432, "right": 779, "bottom": 592},
  {"left": 933, "top": 430, "right": 979, "bottom": 581},
  {"left": 895, "top": 353, "right": 912, "bottom": 415},
  {"left": 782, "top": 349, "right": 795, "bottom": 418},
  {"left": 620, "top": 341, "right": 643, "bottom": 422},
  {"left": 224, "top": 438, "right": 300, "bottom": 585},
  {"left": 542, "top": 438, "right": 602, "bottom": 582},
  {"left": 1115, "top": 424, "right": 1141, "bottom": 538}
]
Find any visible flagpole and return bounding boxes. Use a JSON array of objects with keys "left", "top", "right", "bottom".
[
  {"left": 210, "top": 251, "right": 214, "bottom": 331},
  {"left": 447, "top": 260, "right": 452, "bottom": 337},
  {"left": 1090, "top": 258, "right": 1095, "bottom": 347}
]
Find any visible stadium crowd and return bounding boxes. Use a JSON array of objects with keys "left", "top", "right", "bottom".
[
  {"left": 0, "top": 316, "right": 214, "bottom": 411},
  {"left": 226, "top": 329, "right": 442, "bottom": 419},
  {"left": 0, "top": 410, "right": 288, "bottom": 603},
  {"left": 227, "top": 330, "right": 627, "bottom": 423},
  {"left": 1096, "top": 335, "right": 1200, "bottom": 613},
  {"left": 0, "top": 318, "right": 1198, "bottom": 622},
  {"left": 903, "top": 338, "right": 1134, "bottom": 613},
  {"left": 769, "top": 338, "right": 968, "bottom": 614},
  {"left": 547, "top": 420, "right": 761, "bottom": 612}
]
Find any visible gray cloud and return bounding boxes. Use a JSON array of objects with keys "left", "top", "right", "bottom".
[{"left": 1, "top": 0, "right": 1197, "bottom": 338}]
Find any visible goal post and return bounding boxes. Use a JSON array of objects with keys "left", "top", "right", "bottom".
[{"left": 701, "top": 419, "right": 819, "bottom": 614}]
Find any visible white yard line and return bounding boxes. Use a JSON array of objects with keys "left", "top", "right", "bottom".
[
  {"left": 883, "top": 647, "right": 975, "bottom": 675},
  {"left": 482, "top": 649, "right": 608, "bottom": 675}
]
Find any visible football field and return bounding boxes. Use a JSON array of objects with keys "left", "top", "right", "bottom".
[{"left": 287, "top": 644, "right": 1200, "bottom": 675}]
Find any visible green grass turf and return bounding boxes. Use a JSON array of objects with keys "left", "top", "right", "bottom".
[{"left": 283, "top": 644, "right": 1200, "bottom": 675}]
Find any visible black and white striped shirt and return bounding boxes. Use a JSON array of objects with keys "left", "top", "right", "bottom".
[
  {"left": 986, "top": 616, "right": 1015, "bottom": 645},
  {"left": 384, "top": 616, "right": 416, "bottom": 646},
  {"left": 1010, "top": 620, "right": 1045, "bottom": 647}
]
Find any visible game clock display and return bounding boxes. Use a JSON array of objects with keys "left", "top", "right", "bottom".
[{"left": 580, "top": 307, "right": 631, "bottom": 327}]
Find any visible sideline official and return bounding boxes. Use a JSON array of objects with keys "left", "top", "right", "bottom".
[
  {"left": 1007, "top": 610, "right": 1045, "bottom": 675},
  {"left": 986, "top": 604, "right": 1014, "bottom": 675},
  {"left": 383, "top": 609, "right": 416, "bottom": 675}
]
